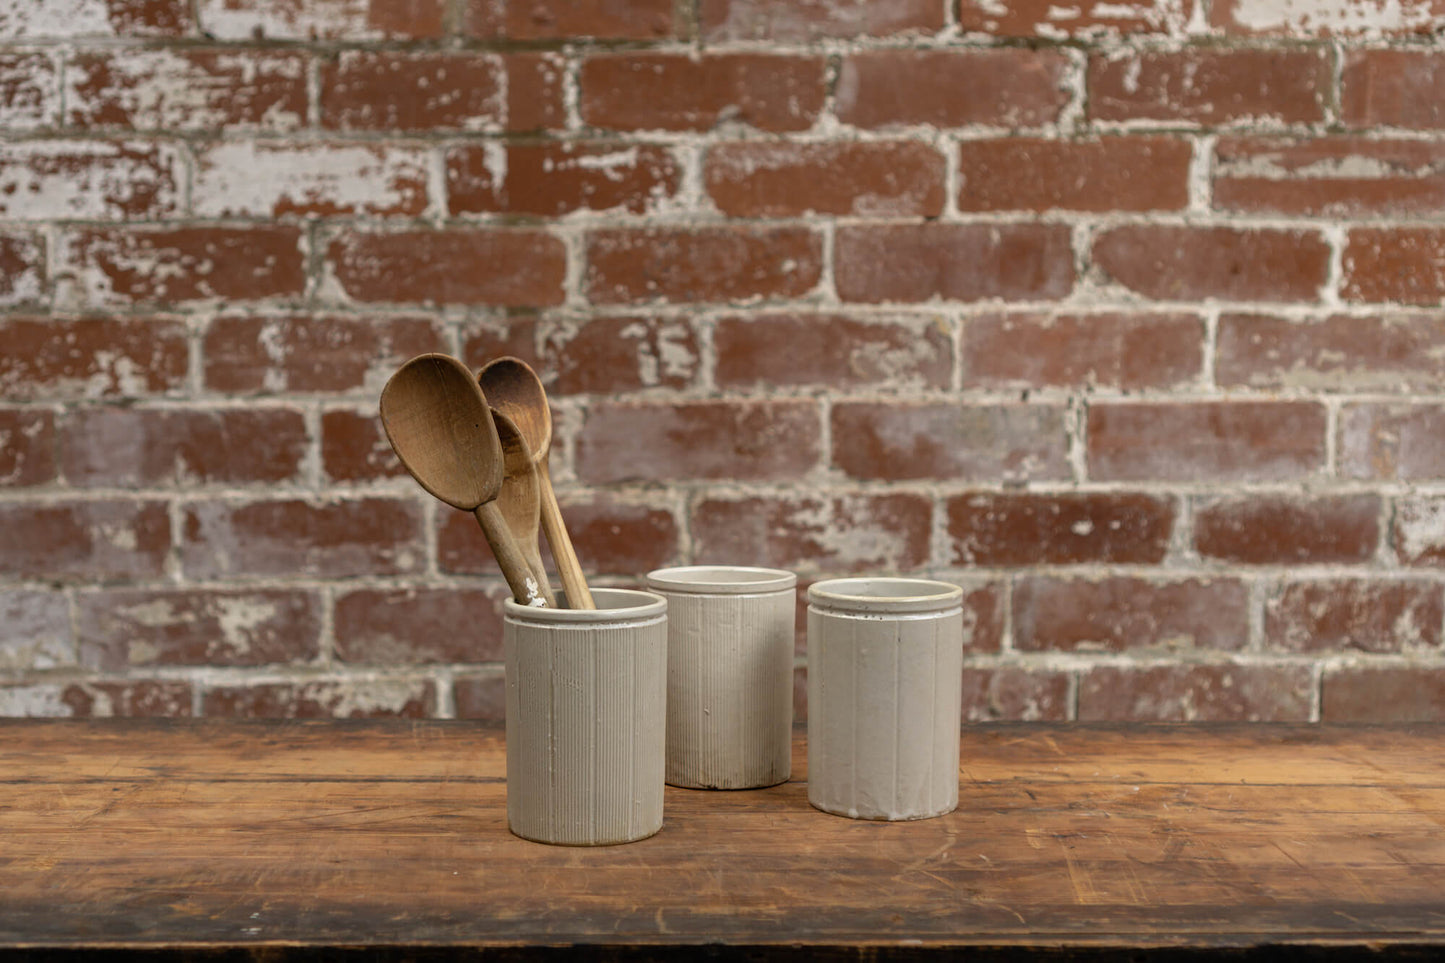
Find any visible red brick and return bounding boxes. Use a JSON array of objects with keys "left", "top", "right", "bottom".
[
  {"left": 328, "top": 229, "right": 565, "bottom": 307},
  {"left": 947, "top": 492, "right": 1175, "bottom": 567},
  {"left": 1213, "top": 0, "right": 1445, "bottom": 35},
  {"left": 542, "top": 316, "right": 701, "bottom": 395},
  {"left": 1341, "top": 403, "right": 1445, "bottom": 481},
  {"left": 836, "top": 224, "right": 1073, "bottom": 304},
  {"left": 448, "top": 142, "right": 682, "bottom": 217},
  {"left": 180, "top": 498, "right": 425, "bottom": 579},
  {"left": 0, "top": 230, "right": 44, "bottom": 307},
  {"left": 76, "top": 588, "right": 321, "bottom": 669},
  {"left": 702, "top": 0, "right": 943, "bottom": 40},
  {"left": 66, "top": 48, "right": 307, "bottom": 131},
  {"left": 692, "top": 493, "right": 932, "bottom": 573},
  {"left": 0, "top": 408, "right": 56, "bottom": 486},
  {"left": 334, "top": 586, "right": 509, "bottom": 663},
  {"left": 1093, "top": 226, "right": 1329, "bottom": 302},
  {"left": 1079, "top": 664, "right": 1312, "bottom": 722},
  {"left": 963, "top": 311, "right": 1202, "bottom": 391},
  {"left": 202, "top": 679, "right": 435, "bottom": 718},
  {"left": 831, "top": 402, "right": 1069, "bottom": 483},
  {"left": 438, "top": 494, "right": 680, "bottom": 577},
  {"left": 0, "top": 0, "right": 190, "bottom": 36},
  {"left": 576, "top": 400, "right": 821, "bottom": 484},
  {"left": 467, "top": 0, "right": 675, "bottom": 38},
  {"left": 1392, "top": 497, "right": 1445, "bottom": 567},
  {"left": 194, "top": 142, "right": 427, "bottom": 218},
  {"left": 1342, "top": 50, "right": 1445, "bottom": 129},
  {"left": 706, "top": 141, "right": 945, "bottom": 217},
  {"left": 837, "top": 49, "right": 1070, "bottom": 129},
  {"left": 1015, "top": 576, "right": 1248, "bottom": 653},
  {"left": 959, "top": 137, "right": 1191, "bottom": 212},
  {"left": 1342, "top": 228, "right": 1445, "bottom": 305},
  {"left": 1088, "top": 48, "right": 1329, "bottom": 125},
  {"left": 1088, "top": 401, "right": 1326, "bottom": 482},
  {"left": 961, "top": 669, "right": 1071, "bottom": 723},
  {"left": 62, "top": 226, "right": 305, "bottom": 305},
  {"left": 454, "top": 672, "right": 506, "bottom": 720},
  {"left": 579, "top": 53, "right": 825, "bottom": 133},
  {"left": 60, "top": 681, "right": 193, "bottom": 718},
  {"left": 1266, "top": 579, "right": 1442, "bottom": 654},
  {"left": 1195, "top": 494, "right": 1380, "bottom": 564},
  {"left": 586, "top": 227, "right": 821, "bottom": 305},
  {"left": 715, "top": 313, "right": 952, "bottom": 391},
  {"left": 1214, "top": 137, "right": 1445, "bottom": 216},
  {"left": 459, "top": 318, "right": 539, "bottom": 372},
  {"left": 0, "top": 499, "right": 169, "bottom": 580},
  {"left": 322, "top": 408, "right": 403, "bottom": 484},
  {"left": 0, "top": 139, "right": 180, "bottom": 219},
  {"left": 320, "top": 51, "right": 504, "bottom": 132},
  {"left": 204, "top": 315, "right": 444, "bottom": 394},
  {"left": 1323, "top": 667, "right": 1445, "bottom": 722},
  {"left": 60, "top": 407, "right": 306, "bottom": 488},
  {"left": 197, "top": 0, "right": 444, "bottom": 39},
  {"left": 961, "top": 0, "right": 1189, "bottom": 36},
  {"left": 505, "top": 52, "right": 566, "bottom": 132},
  {"left": 1218, "top": 313, "right": 1445, "bottom": 393},
  {"left": 0, "top": 52, "right": 59, "bottom": 127},
  {"left": 0, "top": 318, "right": 188, "bottom": 400},
  {"left": 0, "top": 590, "right": 72, "bottom": 670}
]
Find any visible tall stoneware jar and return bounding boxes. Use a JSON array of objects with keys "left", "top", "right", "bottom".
[
  {"left": 504, "top": 587, "right": 667, "bottom": 845},
  {"left": 807, "top": 577, "right": 964, "bottom": 821},
  {"left": 646, "top": 565, "right": 797, "bottom": 790}
]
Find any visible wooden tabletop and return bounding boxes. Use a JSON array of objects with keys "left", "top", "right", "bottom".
[{"left": 2, "top": 720, "right": 1443, "bottom": 960}]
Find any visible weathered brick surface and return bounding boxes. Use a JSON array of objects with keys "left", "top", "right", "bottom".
[
  {"left": 1088, "top": 401, "right": 1327, "bottom": 482},
  {"left": 831, "top": 402, "right": 1069, "bottom": 483},
  {"left": 947, "top": 492, "right": 1175, "bottom": 566},
  {"left": 1014, "top": 577, "right": 1249, "bottom": 653},
  {"left": 835, "top": 224, "right": 1073, "bottom": 303},
  {"left": 1195, "top": 494, "right": 1381, "bottom": 565},
  {"left": 0, "top": 0, "right": 1439, "bottom": 722},
  {"left": 962, "top": 312, "right": 1202, "bottom": 391},
  {"left": 1079, "top": 664, "right": 1313, "bottom": 722}
]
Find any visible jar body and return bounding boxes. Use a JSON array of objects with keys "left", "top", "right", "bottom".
[
  {"left": 807, "top": 577, "right": 964, "bottom": 821},
  {"left": 647, "top": 566, "right": 797, "bottom": 790},
  {"left": 504, "top": 588, "right": 667, "bottom": 845}
]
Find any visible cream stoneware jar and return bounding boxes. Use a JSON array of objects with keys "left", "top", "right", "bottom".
[
  {"left": 504, "top": 587, "right": 667, "bottom": 845},
  {"left": 646, "top": 565, "right": 797, "bottom": 790},
  {"left": 807, "top": 577, "right": 965, "bottom": 821}
]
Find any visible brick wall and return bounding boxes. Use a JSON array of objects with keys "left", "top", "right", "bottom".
[{"left": 2, "top": 0, "right": 1444, "bottom": 722}]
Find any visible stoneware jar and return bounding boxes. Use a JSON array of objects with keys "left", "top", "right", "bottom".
[
  {"left": 807, "top": 577, "right": 965, "bottom": 821},
  {"left": 504, "top": 587, "right": 667, "bottom": 845},
  {"left": 646, "top": 565, "right": 797, "bottom": 790}
]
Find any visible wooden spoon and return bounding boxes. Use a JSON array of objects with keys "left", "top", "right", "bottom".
[
  {"left": 380, "top": 353, "right": 546, "bottom": 607},
  {"left": 477, "top": 357, "right": 595, "bottom": 609},
  {"left": 491, "top": 409, "right": 557, "bottom": 608}
]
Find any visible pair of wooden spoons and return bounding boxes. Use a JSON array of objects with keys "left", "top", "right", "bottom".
[{"left": 379, "top": 353, "right": 594, "bottom": 610}]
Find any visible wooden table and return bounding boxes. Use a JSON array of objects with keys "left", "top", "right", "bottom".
[{"left": 2, "top": 721, "right": 1443, "bottom": 960}]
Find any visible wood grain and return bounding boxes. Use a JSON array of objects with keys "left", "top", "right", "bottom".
[{"left": 1, "top": 721, "right": 1443, "bottom": 959}]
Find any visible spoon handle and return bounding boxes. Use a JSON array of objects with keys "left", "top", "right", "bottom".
[
  {"left": 474, "top": 502, "right": 549, "bottom": 607},
  {"left": 537, "top": 461, "right": 596, "bottom": 610}
]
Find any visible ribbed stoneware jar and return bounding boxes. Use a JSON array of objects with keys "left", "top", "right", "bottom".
[
  {"left": 646, "top": 566, "right": 797, "bottom": 790},
  {"left": 807, "top": 577, "right": 965, "bottom": 821},
  {"left": 504, "top": 588, "right": 667, "bottom": 845}
]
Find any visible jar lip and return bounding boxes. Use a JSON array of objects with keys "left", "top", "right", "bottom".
[
  {"left": 808, "top": 577, "right": 963, "bottom": 614},
  {"left": 646, "top": 565, "right": 796, "bottom": 595},
  {"left": 503, "top": 587, "right": 666, "bottom": 622}
]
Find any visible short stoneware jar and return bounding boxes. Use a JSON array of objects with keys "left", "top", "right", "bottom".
[
  {"left": 646, "top": 566, "right": 797, "bottom": 790},
  {"left": 504, "top": 587, "right": 667, "bottom": 845},
  {"left": 806, "top": 577, "right": 965, "bottom": 821}
]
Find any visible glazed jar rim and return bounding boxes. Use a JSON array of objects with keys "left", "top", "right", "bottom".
[
  {"left": 646, "top": 565, "right": 796, "bottom": 595},
  {"left": 503, "top": 586, "right": 666, "bottom": 623},
  {"left": 808, "top": 577, "right": 962, "bottom": 615}
]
